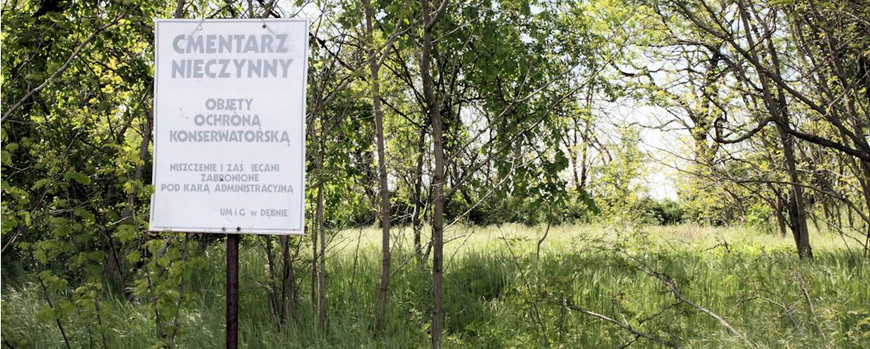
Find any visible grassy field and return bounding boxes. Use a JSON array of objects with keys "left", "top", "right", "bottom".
[{"left": 2, "top": 224, "right": 869, "bottom": 348}]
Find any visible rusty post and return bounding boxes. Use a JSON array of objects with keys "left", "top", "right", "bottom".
[{"left": 226, "top": 233, "right": 239, "bottom": 349}]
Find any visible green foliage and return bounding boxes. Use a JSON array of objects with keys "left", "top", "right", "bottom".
[
  {"left": 744, "top": 203, "right": 776, "bottom": 234},
  {"left": 638, "top": 198, "right": 685, "bottom": 225},
  {"left": 3, "top": 0, "right": 869, "bottom": 347},
  {"left": 589, "top": 125, "right": 648, "bottom": 222}
]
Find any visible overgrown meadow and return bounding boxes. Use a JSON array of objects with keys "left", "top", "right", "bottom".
[
  {"left": 3, "top": 224, "right": 868, "bottom": 348},
  {"left": 4, "top": 0, "right": 870, "bottom": 347}
]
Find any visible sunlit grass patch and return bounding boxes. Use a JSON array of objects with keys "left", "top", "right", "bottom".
[{"left": 2, "top": 224, "right": 868, "bottom": 348}]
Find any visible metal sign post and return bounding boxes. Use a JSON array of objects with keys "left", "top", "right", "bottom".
[{"left": 226, "top": 234, "right": 240, "bottom": 349}]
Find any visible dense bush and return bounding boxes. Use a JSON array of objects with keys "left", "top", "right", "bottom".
[{"left": 639, "top": 198, "right": 686, "bottom": 226}]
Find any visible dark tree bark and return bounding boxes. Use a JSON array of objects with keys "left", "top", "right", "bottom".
[
  {"left": 419, "top": 0, "right": 450, "bottom": 346},
  {"left": 363, "top": 0, "right": 393, "bottom": 332},
  {"left": 412, "top": 128, "right": 427, "bottom": 258}
]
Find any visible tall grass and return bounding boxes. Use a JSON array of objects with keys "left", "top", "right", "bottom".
[{"left": 2, "top": 224, "right": 868, "bottom": 348}]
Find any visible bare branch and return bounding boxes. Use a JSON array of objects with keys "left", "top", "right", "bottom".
[
  {"left": 2, "top": 15, "right": 123, "bottom": 122},
  {"left": 627, "top": 253, "right": 753, "bottom": 347},
  {"left": 562, "top": 298, "right": 678, "bottom": 348}
]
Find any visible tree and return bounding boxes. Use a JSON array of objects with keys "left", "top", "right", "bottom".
[
  {"left": 637, "top": 0, "right": 870, "bottom": 257},
  {"left": 418, "top": 0, "right": 449, "bottom": 346},
  {"left": 359, "top": 0, "right": 415, "bottom": 333}
]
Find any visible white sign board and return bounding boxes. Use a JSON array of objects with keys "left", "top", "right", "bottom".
[{"left": 149, "top": 19, "right": 308, "bottom": 234}]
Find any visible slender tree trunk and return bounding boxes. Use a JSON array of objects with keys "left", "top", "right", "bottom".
[
  {"left": 364, "top": 0, "right": 393, "bottom": 333},
  {"left": 420, "top": 0, "right": 447, "bottom": 346},
  {"left": 771, "top": 55, "right": 812, "bottom": 258},
  {"left": 568, "top": 117, "right": 580, "bottom": 193},
  {"left": 774, "top": 193, "right": 787, "bottom": 237},
  {"left": 412, "top": 129, "right": 427, "bottom": 258},
  {"left": 263, "top": 236, "right": 279, "bottom": 321},
  {"left": 316, "top": 115, "right": 327, "bottom": 328},
  {"left": 310, "top": 123, "right": 319, "bottom": 322},
  {"left": 693, "top": 52, "right": 719, "bottom": 166},
  {"left": 578, "top": 115, "right": 591, "bottom": 192},
  {"left": 280, "top": 235, "right": 298, "bottom": 324},
  {"left": 735, "top": 0, "right": 811, "bottom": 258},
  {"left": 848, "top": 203, "right": 855, "bottom": 229},
  {"left": 859, "top": 161, "right": 870, "bottom": 255},
  {"left": 779, "top": 125, "right": 813, "bottom": 258},
  {"left": 38, "top": 278, "right": 71, "bottom": 349},
  {"left": 822, "top": 200, "right": 834, "bottom": 231},
  {"left": 836, "top": 202, "right": 843, "bottom": 231},
  {"left": 809, "top": 210, "right": 821, "bottom": 232},
  {"left": 310, "top": 228, "right": 318, "bottom": 320}
]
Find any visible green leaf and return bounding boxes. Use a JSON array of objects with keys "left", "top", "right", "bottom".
[
  {"left": 31, "top": 178, "right": 51, "bottom": 190},
  {"left": 50, "top": 216, "right": 72, "bottom": 236},
  {"left": 74, "top": 207, "right": 95, "bottom": 221},
  {"left": 34, "top": 249, "right": 48, "bottom": 263},
  {"left": 126, "top": 250, "right": 141, "bottom": 264},
  {"left": 0, "top": 150, "right": 10, "bottom": 166},
  {"left": 116, "top": 224, "right": 138, "bottom": 243},
  {"left": 64, "top": 170, "right": 92, "bottom": 185},
  {"left": 36, "top": 304, "right": 54, "bottom": 323}
]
